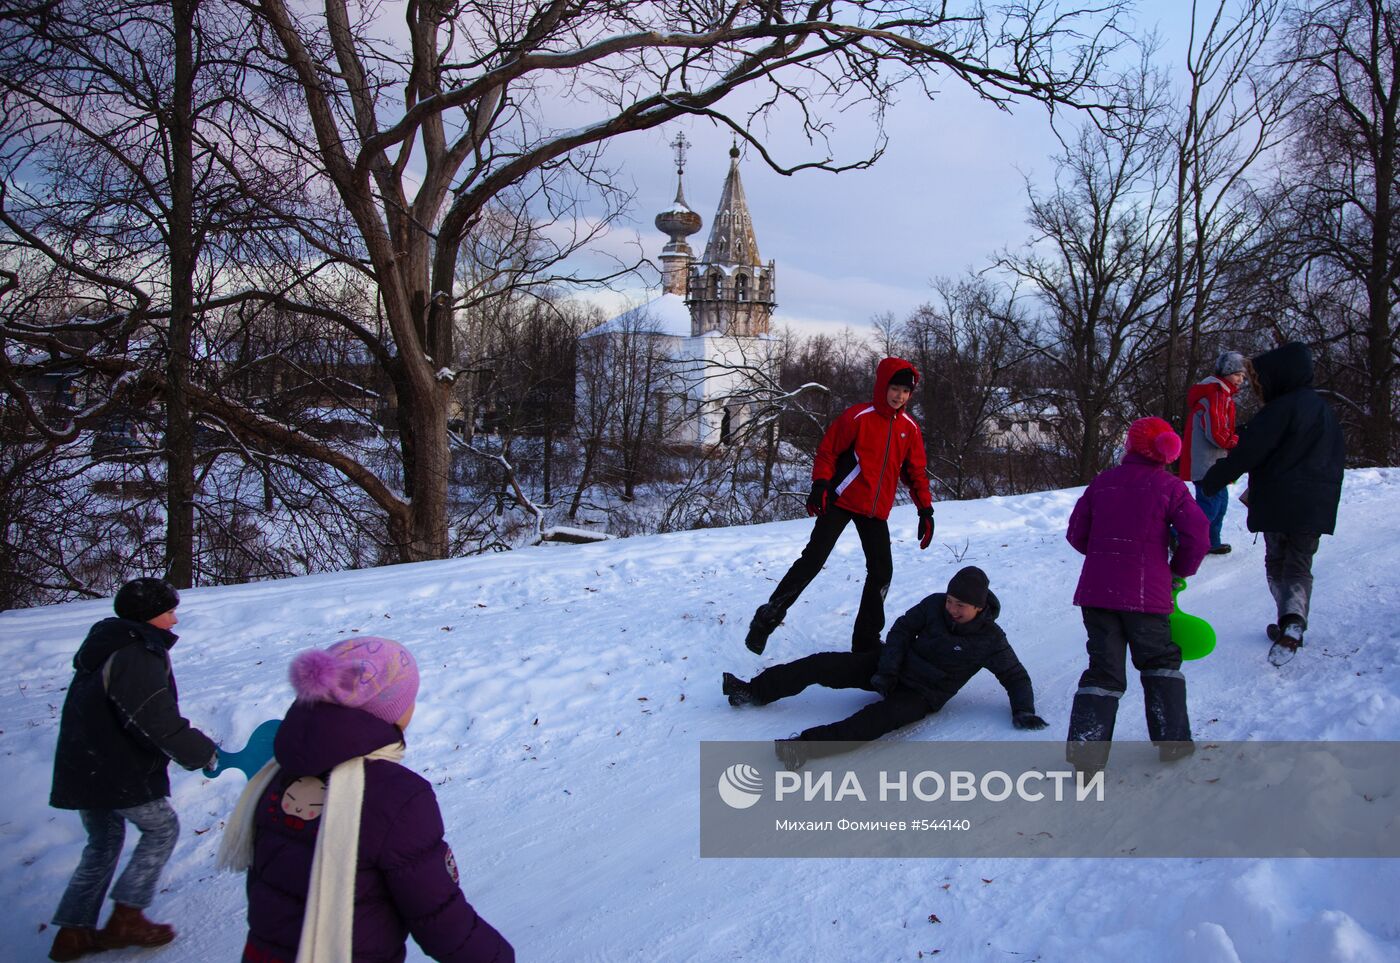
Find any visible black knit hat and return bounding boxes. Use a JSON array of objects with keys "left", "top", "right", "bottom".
[
  {"left": 888, "top": 367, "right": 916, "bottom": 389},
  {"left": 946, "top": 566, "right": 989, "bottom": 609},
  {"left": 114, "top": 577, "right": 180, "bottom": 623}
]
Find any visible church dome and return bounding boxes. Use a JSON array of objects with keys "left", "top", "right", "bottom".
[{"left": 655, "top": 203, "right": 702, "bottom": 240}]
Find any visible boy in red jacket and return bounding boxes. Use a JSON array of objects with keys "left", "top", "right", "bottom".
[
  {"left": 746, "top": 357, "right": 934, "bottom": 655},
  {"left": 1179, "top": 351, "right": 1245, "bottom": 554}
]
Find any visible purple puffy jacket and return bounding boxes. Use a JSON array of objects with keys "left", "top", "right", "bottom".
[
  {"left": 243, "top": 700, "right": 513, "bottom": 963},
  {"left": 1066, "top": 452, "right": 1210, "bottom": 614}
]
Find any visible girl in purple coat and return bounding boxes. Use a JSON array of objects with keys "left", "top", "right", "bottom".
[
  {"left": 1064, "top": 418, "right": 1209, "bottom": 771},
  {"left": 218, "top": 637, "right": 513, "bottom": 963}
]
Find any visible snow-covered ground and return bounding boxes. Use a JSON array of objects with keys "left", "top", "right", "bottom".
[{"left": 3, "top": 470, "right": 1399, "bottom": 961}]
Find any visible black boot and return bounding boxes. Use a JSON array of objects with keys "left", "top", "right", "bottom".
[
  {"left": 775, "top": 737, "right": 808, "bottom": 771},
  {"left": 1142, "top": 671, "right": 1193, "bottom": 762},
  {"left": 1066, "top": 690, "right": 1119, "bottom": 773},
  {"left": 722, "top": 672, "right": 763, "bottom": 707},
  {"left": 745, "top": 603, "right": 784, "bottom": 654}
]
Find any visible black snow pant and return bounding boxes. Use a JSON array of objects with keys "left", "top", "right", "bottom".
[
  {"left": 1066, "top": 607, "right": 1190, "bottom": 770},
  {"left": 1263, "top": 531, "right": 1321, "bottom": 630},
  {"left": 749, "top": 650, "right": 938, "bottom": 756},
  {"left": 765, "top": 507, "right": 893, "bottom": 652}
]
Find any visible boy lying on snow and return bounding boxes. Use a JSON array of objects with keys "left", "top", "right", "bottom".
[{"left": 724, "top": 566, "right": 1047, "bottom": 770}]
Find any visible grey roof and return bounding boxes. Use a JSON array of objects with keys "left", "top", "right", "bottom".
[{"left": 700, "top": 148, "right": 762, "bottom": 267}]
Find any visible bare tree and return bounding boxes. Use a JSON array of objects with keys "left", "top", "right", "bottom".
[
  {"left": 1161, "top": 0, "right": 1296, "bottom": 410},
  {"left": 901, "top": 275, "right": 1038, "bottom": 497},
  {"left": 998, "top": 73, "right": 1176, "bottom": 482},
  {"left": 0, "top": 0, "right": 292, "bottom": 586},
  {"left": 229, "top": 0, "right": 1131, "bottom": 560},
  {"left": 1281, "top": 0, "right": 1400, "bottom": 463}
]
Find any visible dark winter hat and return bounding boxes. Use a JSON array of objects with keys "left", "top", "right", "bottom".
[
  {"left": 114, "top": 577, "right": 180, "bottom": 623},
  {"left": 290, "top": 636, "right": 420, "bottom": 727},
  {"left": 887, "top": 367, "right": 917, "bottom": 389},
  {"left": 1126, "top": 416, "right": 1182, "bottom": 464},
  {"left": 1215, "top": 351, "right": 1246, "bottom": 377},
  {"left": 946, "top": 565, "right": 989, "bottom": 609}
]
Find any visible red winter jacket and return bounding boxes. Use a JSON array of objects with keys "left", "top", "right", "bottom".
[
  {"left": 1178, "top": 376, "right": 1238, "bottom": 481},
  {"left": 812, "top": 357, "right": 932, "bottom": 520}
]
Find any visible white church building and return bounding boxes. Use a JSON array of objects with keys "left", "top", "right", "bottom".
[{"left": 582, "top": 138, "right": 779, "bottom": 448}]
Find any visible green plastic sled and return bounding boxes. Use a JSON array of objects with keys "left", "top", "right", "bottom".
[{"left": 1170, "top": 578, "right": 1216, "bottom": 660}]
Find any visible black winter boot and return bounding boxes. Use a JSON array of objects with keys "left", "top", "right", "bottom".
[
  {"left": 774, "top": 737, "right": 809, "bottom": 771},
  {"left": 745, "top": 603, "right": 784, "bottom": 654},
  {"left": 1066, "top": 691, "right": 1120, "bottom": 773},
  {"left": 722, "top": 672, "right": 762, "bottom": 707},
  {"left": 1142, "top": 671, "right": 1193, "bottom": 762}
]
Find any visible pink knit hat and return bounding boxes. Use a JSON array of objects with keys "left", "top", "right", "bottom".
[
  {"left": 289, "top": 636, "right": 420, "bottom": 727},
  {"left": 1126, "top": 417, "right": 1182, "bottom": 464}
]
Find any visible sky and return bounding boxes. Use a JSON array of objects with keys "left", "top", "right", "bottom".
[
  {"left": 579, "top": 0, "right": 1203, "bottom": 337},
  {"left": 3, "top": 467, "right": 1397, "bottom": 960}
]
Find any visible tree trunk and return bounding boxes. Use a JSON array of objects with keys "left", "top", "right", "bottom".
[
  {"left": 1366, "top": 81, "right": 1396, "bottom": 466},
  {"left": 400, "top": 380, "right": 450, "bottom": 560},
  {"left": 542, "top": 422, "right": 553, "bottom": 504},
  {"left": 164, "top": 0, "right": 199, "bottom": 588},
  {"left": 761, "top": 419, "right": 776, "bottom": 499}
]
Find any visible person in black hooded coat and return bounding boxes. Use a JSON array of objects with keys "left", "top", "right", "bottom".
[{"left": 1200, "top": 341, "right": 1345, "bottom": 649}]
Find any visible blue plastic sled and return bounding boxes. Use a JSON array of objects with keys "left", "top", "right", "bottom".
[
  {"left": 1170, "top": 578, "right": 1216, "bottom": 661},
  {"left": 205, "top": 719, "right": 280, "bottom": 778}
]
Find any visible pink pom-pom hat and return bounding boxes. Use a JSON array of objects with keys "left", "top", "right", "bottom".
[
  {"left": 1126, "top": 417, "right": 1183, "bottom": 465},
  {"left": 289, "top": 636, "right": 420, "bottom": 727}
]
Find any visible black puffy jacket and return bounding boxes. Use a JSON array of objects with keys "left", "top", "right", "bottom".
[
  {"left": 875, "top": 591, "right": 1035, "bottom": 714},
  {"left": 50, "top": 618, "right": 216, "bottom": 810},
  {"left": 1200, "top": 341, "right": 1345, "bottom": 535}
]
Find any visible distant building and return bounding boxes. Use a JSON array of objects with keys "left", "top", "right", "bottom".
[
  {"left": 583, "top": 136, "right": 779, "bottom": 448},
  {"left": 982, "top": 390, "right": 1061, "bottom": 452}
]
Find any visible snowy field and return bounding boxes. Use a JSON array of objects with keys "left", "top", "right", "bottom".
[{"left": 3, "top": 470, "right": 1399, "bottom": 961}]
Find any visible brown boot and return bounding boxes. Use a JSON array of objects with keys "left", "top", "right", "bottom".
[
  {"left": 98, "top": 904, "right": 175, "bottom": 949},
  {"left": 48, "top": 926, "right": 108, "bottom": 962}
]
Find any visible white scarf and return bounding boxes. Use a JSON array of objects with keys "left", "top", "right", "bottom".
[{"left": 218, "top": 742, "right": 406, "bottom": 963}]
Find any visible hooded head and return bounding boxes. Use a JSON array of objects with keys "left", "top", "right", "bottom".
[
  {"left": 289, "top": 636, "right": 420, "bottom": 728},
  {"left": 1250, "top": 341, "right": 1314, "bottom": 403},
  {"left": 873, "top": 357, "right": 918, "bottom": 416},
  {"left": 1126, "top": 417, "right": 1182, "bottom": 465}
]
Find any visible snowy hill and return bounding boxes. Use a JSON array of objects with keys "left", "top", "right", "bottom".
[{"left": 3, "top": 470, "right": 1399, "bottom": 962}]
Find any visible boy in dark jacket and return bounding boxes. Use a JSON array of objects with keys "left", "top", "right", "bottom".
[
  {"left": 746, "top": 356, "right": 934, "bottom": 655},
  {"left": 48, "top": 578, "right": 218, "bottom": 962},
  {"left": 1200, "top": 341, "right": 1345, "bottom": 653},
  {"left": 726, "top": 566, "right": 1047, "bottom": 770},
  {"left": 1065, "top": 418, "right": 1209, "bottom": 772},
  {"left": 229, "top": 636, "right": 513, "bottom": 963}
]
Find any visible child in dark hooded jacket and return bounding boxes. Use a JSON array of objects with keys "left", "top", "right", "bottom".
[
  {"left": 48, "top": 578, "right": 217, "bottom": 962},
  {"left": 726, "top": 566, "right": 1047, "bottom": 770},
  {"left": 1199, "top": 341, "right": 1345, "bottom": 652},
  {"left": 221, "top": 636, "right": 512, "bottom": 963}
]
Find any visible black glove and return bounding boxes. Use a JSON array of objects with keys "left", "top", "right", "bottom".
[
  {"left": 917, "top": 506, "right": 934, "bottom": 550},
  {"left": 1012, "top": 711, "right": 1048, "bottom": 731},
  {"left": 806, "top": 478, "right": 831, "bottom": 517},
  {"left": 870, "top": 672, "right": 896, "bottom": 696}
]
